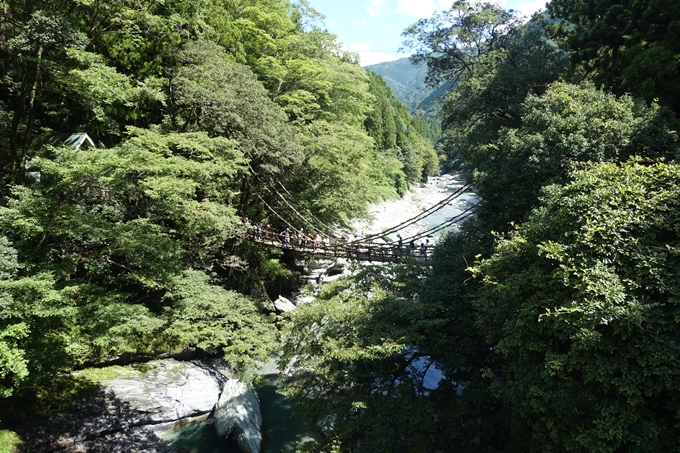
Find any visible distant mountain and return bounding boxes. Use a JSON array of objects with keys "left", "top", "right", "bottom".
[
  {"left": 416, "top": 81, "right": 454, "bottom": 114},
  {"left": 364, "top": 58, "right": 445, "bottom": 115}
]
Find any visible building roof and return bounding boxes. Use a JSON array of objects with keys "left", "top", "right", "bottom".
[{"left": 47, "top": 133, "right": 95, "bottom": 150}]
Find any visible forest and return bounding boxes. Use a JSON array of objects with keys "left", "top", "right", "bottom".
[{"left": 1, "top": 0, "right": 680, "bottom": 452}]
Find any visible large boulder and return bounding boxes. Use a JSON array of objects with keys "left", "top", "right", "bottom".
[
  {"left": 214, "top": 379, "right": 263, "bottom": 453},
  {"left": 13, "top": 359, "right": 228, "bottom": 452},
  {"left": 102, "top": 360, "right": 222, "bottom": 425},
  {"left": 328, "top": 257, "right": 348, "bottom": 273},
  {"left": 273, "top": 295, "right": 296, "bottom": 313}
]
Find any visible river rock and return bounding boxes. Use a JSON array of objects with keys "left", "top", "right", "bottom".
[
  {"left": 305, "top": 258, "right": 335, "bottom": 271},
  {"left": 329, "top": 258, "right": 348, "bottom": 273},
  {"left": 273, "top": 295, "right": 296, "bottom": 313},
  {"left": 214, "top": 379, "right": 263, "bottom": 453},
  {"left": 12, "top": 359, "right": 229, "bottom": 452},
  {"left": 102, "top": 359, "right": 222, "bottom": 424}
]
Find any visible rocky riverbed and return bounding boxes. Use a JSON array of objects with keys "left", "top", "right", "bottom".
[
  {"left": 10, "top": 359, "right": 262, "bottom": 453},
  {"left": 352, "top": 174, "right": 471, "bottom": 240}
]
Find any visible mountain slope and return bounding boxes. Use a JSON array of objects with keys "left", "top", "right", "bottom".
[{"left": 365, "top": 58, "right": 438, "bottom": 113}]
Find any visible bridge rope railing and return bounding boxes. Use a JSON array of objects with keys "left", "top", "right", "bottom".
[
  {"left": 241, "top": 202, "right": 479, "bottom": 263},
  {"left": 264, "top": 170, "right": 339, "bottom": 237},
  {"left": 401, "top": 201, "right": 481, "bottom": 243},
  {"left": 247, "top": 165, "right": 339, "bottom": 239},
  {"left": 250, "top": 180, "right": 348, "bottom": 248},
  {"left": 245, "top": 224, "right": 431, "bottom": 262},
  {"left": 351, "top": 183, "right": 473, "bottom": 244},
  {"left": 244, "top": 170, "right": 477, "bottom": 260}
]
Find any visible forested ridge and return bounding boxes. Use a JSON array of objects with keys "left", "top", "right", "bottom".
[{"left": 1, "top": 0, "right": 680, "bottom": 452}]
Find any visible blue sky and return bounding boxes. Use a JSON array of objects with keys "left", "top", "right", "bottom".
[{"left": 306, "top": 0, "right": 548, "bottom": 66}]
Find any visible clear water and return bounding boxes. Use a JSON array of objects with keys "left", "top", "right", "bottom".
[
  {"left": 168, "top": 419, "right": 233, "bottom": 453},
  {"left": 257, "top": 378, "right": 313, "bottom": 452},
  {"left": 419, "top": 185, "right": 479, "bottom": 239},
  {"left": 165, "top": 376, "right": 310, "bottom": 453}
]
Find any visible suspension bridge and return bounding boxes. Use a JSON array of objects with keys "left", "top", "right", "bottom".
[{"left": 241, "top": 176, "right": 478, "bottom": 263}]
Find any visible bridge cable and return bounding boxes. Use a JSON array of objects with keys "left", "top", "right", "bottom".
[
  {"left": 245, "top": 164, "right": 321, "bottom": 234},
  {"left": 257, "top": 177, "right": 336, "bottom": 239},
  {"left": 264, "top": 170, "right": 339, "bottom": 237},
  {"left": 354, "top": 183, "right": 473, "bottom": 243},
  {"left": 402, "top": 201, "right": 480, "bottom": 243}
]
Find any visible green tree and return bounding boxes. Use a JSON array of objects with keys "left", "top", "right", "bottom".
[
  {"left": 0, "top": 129, "right": 275, "bottom": 371},
  {"left": 473, "top": 82, "right": 680, "bottom": 230},
  {"left": 364, "top": 71, "right": 439, "bottom": 188},
  {"left": 0, "top": 3, "right": 87, "bottom": 184},
  {"left": 439, "top": 23, "right": 568, "bottom": 171},
  {"left": 547, "top": 0, "right": 680, "bottom": 115},
  {"left": 472, "top": 161, "right": 680, "bottom": 452},
  {"left": 281, "top": 266, "right": 445, "bottom": 453},
  {"left": 402, "top": 0, "right": 523, "bottom": 86}
]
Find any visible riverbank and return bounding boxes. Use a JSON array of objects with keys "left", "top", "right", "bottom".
[{"left": 351, "top": 174, "right": 470, "bottom": 240}]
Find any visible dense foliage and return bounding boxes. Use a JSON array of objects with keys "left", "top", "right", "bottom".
[
  {"left": 281, "top": 1, "right": 680, "bottom": 452},
  {"left": 546, "top": 0, "right": 680, "bottom": 115},
  {"left": 0, "top": 0, "right": 437, "bottom": 407},
  {"left": 473, "top": 161, "right": 680, "bottom": 451}
]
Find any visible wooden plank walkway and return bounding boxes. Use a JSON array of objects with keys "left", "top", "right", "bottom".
[{"left": 247, "top": 230, "right": 432, "bottom": 263}]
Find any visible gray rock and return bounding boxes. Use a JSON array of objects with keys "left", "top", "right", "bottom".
[
  {"left": 273, "top": 295, "right": 296, "bottom": 313},
  {"left": 305, "top": 258, "right": 335, "bottom": 271},
  {"left": 102, "top": 360, "right": 222, "bottom": 424},
  {"left": 214, "top": 379, "right": 263, "bottom": 453},
  {"left": 329, "top": 258, "right": 348, "bottom": 273},
  {"left": 323, "top": 273, "right": 347, "bottom": 283},
  {"left": 294, "top": 294, "right": 315, "bottom": 306}
]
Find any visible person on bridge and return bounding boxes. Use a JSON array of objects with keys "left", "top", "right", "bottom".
[
  {"left": 282, "top": 228, "right": 290, "bottom": 246},
  {"left": 420, "top": 242, "right": 427, "bottom": 258}
]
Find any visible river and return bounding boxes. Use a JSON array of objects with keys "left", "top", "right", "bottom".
[{"left": 165, "top": 175, "right": 476, "bottom": 453}]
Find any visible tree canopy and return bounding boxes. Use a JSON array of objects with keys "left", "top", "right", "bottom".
[
  {"left": 0, "top": 0, "right": 437, "bottom": 403},
  {"left": 280, "top": 1, "right": 680, "bottom": 451}
]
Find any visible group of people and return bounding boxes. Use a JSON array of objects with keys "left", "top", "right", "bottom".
[
  {"left": 240, "top": 218, "right": 332, "bottom": 250},
  {"left": 240, "top": 218, "right": 433, "bottom": 259},
  {"left": 400, "top": 235, "right": 431, "bottom": 258},
  {"left": 279, "top": 227, "right": 331, "bottom": 250}
]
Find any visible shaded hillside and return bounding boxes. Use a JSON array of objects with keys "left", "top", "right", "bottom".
[{"left": 365, "top": 58, "right": 439, "bottom": 114}]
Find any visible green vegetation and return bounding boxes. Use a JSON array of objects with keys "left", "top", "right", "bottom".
[
  {"left": 280, "top": 1, "right": 680, "bottom": 452},
  {"left": 0, "top": 0, "right": 437, "bottom": 420},
  {"left": 0, "top": 430, "right": 23, "bottom": 453},
  {"left": 364, "top": 57, "right": 436, "bottom": 113},
  {"left": 3, "top": 0, "right": 680, "bottom": 451}
]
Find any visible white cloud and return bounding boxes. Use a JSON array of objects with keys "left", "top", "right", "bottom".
[
  {"left": 367, "top": 0, "right": 387, "bottom": 17},
  {"left": 395, "top": 0, "right": 438, "bottom": 19},
  {"left": 347, "top": 42, "right": 409, "bottom": 66},
  {"left": 513, "top": 0, "right": 546, "bottom": 18},
  {"left": 351, "top": 17, "right": 368, "bottom": 26}
]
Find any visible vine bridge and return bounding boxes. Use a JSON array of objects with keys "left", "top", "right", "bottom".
[{"left": 243, "top": 179, "right": 478, "bottom": 263}]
